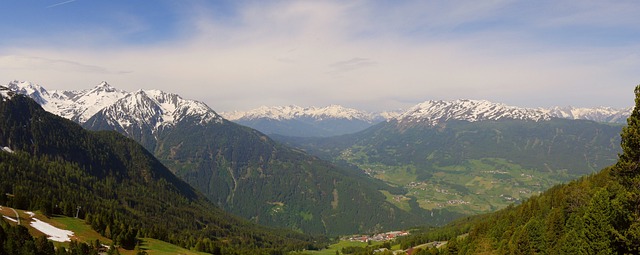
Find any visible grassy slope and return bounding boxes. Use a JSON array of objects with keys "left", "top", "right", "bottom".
[
  {"left": 299, "top": 240, "right": 383, "bottom": 255},
  {"left": 0, "top": 207, "right": 206, "bottom": 255}
]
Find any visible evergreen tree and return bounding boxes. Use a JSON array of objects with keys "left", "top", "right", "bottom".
[
  {"left": 582, "top": 189, "right": 614, "bottom": 255},
  {"left": 615, "top": 85, "right": 640, "bottom": 187},
  {"left": 34, "top": 236, "right": 55, "bottom": 255}
]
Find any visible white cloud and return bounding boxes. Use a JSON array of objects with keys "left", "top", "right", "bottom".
[{"left": 0, "top": 1, "right": 638, "bottom": 111}]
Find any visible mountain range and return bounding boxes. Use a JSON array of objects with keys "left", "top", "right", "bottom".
[
  {"left": 6, "top": 80, "right": 458, "bottom": 235},
  {"left": 399, "top": 85, "right": 640, "bottom": 254},
  {"left": 7, "top": 79, "right": 630, "bottom": 234},
  {"left": 222, "top": 99, "right": 631, "bottom": 137},
  {"left": 222, "top": 105, "right": 391, "bottom": 137},
  {"left": 0, "top": 89, "right": 321, "bottom": 254},
  {"left": 4, "top": 79, "right": 637, "bottom": 254},
  {"left": 274, "top": 99, "right": 624, "bottom": 216}
]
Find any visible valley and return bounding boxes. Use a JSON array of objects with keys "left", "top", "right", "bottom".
[
  {"left": 6, "top": 81, "right": 463, "bottom": 236},
  {"left": 347, "top": 159, "right": 558, "bottom": 215},
  {"left": 2, "top": 2, "right": 638, "bottom": 254},
  {"left": 1, "top": 81, "right": 634, "bottom": 254},
  {"left": 276, "top": 108, "right": 623, "bottom": 217}
]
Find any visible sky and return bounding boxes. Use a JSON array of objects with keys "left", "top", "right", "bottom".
[{"left": 0, "top": 0, "right": 639, "bottom": 112}]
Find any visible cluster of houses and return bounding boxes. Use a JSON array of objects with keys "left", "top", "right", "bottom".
[{"left": 346, "top": 231, "right": 410, "bottom": 242}]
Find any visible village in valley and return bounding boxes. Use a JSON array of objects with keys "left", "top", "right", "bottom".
[{"left": 344, "top": 230, "right": 410, "bottom": 243}]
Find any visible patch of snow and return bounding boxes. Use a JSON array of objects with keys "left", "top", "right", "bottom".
[
  {"left": 25, "top": 211, "right": 35, "bottom": 217},
  {"left": 30, "top": 218, "right": 74, "bottom": 242},
  {"left": 0, "top": 86, "right": 13, "bottom": 101},
  {"left": 1, "top": 147, "right": 13, "bottom": 153},
  {"left": 3, "top": 215, "right": 17, "bottom": 223}
]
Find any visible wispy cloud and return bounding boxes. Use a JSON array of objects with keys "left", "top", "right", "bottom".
[
  {"left": 330, "top": 58, "right": 376, "bottom": 73},
  {"left": 0, "top": 1, "right": 638, "bottom": 111},
  {"left": 46, "top": 0, "right": 77, "bottom": 9},
  {"left": 0, "top": 55, "right": 129, "bottom": 74}
]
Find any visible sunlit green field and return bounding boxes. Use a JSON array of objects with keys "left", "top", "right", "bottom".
[
  {"left": 296, "top": 240, "right": 383, "bottom": 255},
  {"left": 359, "top": 158, "right": 568, "bottom": 215}
]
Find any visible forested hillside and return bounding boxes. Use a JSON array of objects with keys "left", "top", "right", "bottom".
[
  {"left": 398, "top": 85, "right": 640, "bottom": 254},
  {"left": 76, "top": 84, "right": 458, "bottom": 235},
  {"left": 0, "top": 92, "right": 322, "bottom": 254},
  {"left": 276, "top": 118, "right": 622, "bottom": 216}
]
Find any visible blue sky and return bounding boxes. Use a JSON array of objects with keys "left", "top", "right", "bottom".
[{"left": 1, "top": 1, "right": 639, "bottom": 111}]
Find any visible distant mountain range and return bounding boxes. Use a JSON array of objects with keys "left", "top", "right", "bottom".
[
  {"left": 6, "top": 80, "right": 458, "bottom": 235},
  {"left": 273, "top": 100, "right": 625, "bottom": 216},
  {"left": 541, "top": 105, "right": 631, "bottom": 123},
  {"left": 394, "top": 99, "right": 551, "bottom": 127},
  {"left": 222, "top": 100, "right": 631, "bottom": 137},
  {"left": 400, "top": 86, "right": 640, "bottom": 254},
  {"left": 222, "top": 105, "right": 392, "bottom": 137}
]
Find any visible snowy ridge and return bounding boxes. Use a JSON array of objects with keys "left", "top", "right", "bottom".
[
  {"left": 5, "top": 81, "right": 224, "bottom": 135},
  {"left": 378, "top": 110, "right": 403, "bottom": 120},
  {"left": 542, "top": 106, "right": 631, "bottom": 124},
  {"left": 95, "top": 89, "right": 223, "bottom": 133},
  {"left": 223, "top": 105, "right": 378, "bottom": 122},
  {"left": 6, "top": 80, "right": 631, "bottom": 133},
  {"left": 396, "top": 99, "right": 552, "bottom": 125},
  {"left": 67, "top": 81, "right": 129, "bottom": 123},
  {"left": 7, "top": 80, "right": 129, "bottom": 122},
  {"left": 4, "top": 81, "right": 47, "bottom": 104}
]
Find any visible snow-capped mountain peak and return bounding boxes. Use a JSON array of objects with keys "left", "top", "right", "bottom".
[
  {"left": 5, "top": 80, "right": 224, "bottom": 137},
  {"left": 70, "top": 82, "right": 129, "bottom": 123},
  {"left": 396, "top": 99, "right": 552, "bottom": 125},
  {"left": 95, "top": 81, "right": 117, "bottom": 92},
  {"left": 6, "top": 80, "right": 50, "bottom": 105},
  {"left": 86, "top": 88, "right": 223, "bottom": 136},
  {"left": 541, "top": 106, "right": 632, "bottom": 123},
  {"left": 222, "top": 104, "right": 378, "bottom": 122}
]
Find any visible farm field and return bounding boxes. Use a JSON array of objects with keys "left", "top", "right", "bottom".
[{"left": 362, "top": 158, "right": 560, "bottom": 215}]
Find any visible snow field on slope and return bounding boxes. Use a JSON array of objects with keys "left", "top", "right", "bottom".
[
  {"left": 30, "top": 218, "right": 75, "bottom": 242},
  {"left": 2, "top": 215, "right": 17, "bottom": 223}
]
